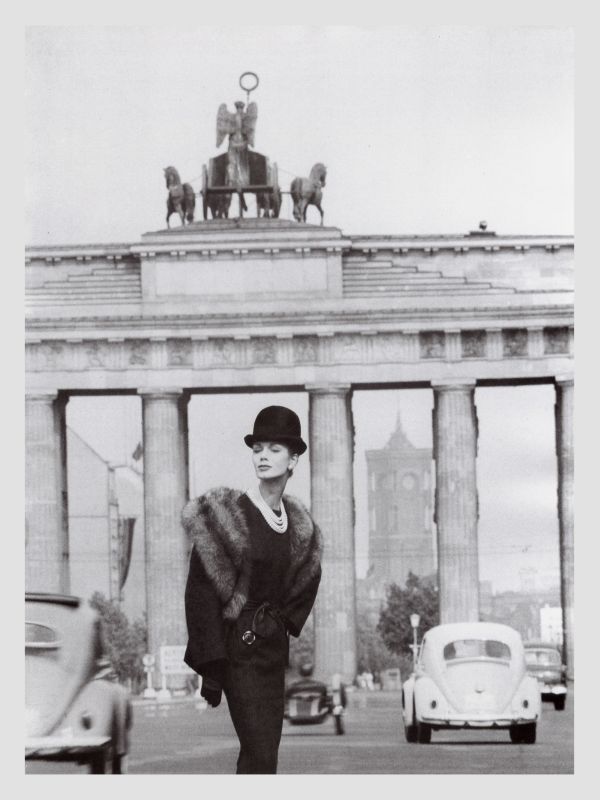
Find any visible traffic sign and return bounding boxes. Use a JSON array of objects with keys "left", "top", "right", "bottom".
[{"left": 159, "top": 645, "right": 194, "bottom": 675}]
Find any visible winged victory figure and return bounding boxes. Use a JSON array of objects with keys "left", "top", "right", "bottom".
[{"left": 216, "top": 101, "right": 258, "bottom": 192}]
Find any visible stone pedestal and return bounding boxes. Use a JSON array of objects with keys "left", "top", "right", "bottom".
[
  {"left": 139, "top": 389, "right": 190, "bottom": 689},
  {"left": 25, "top": 392, "right": 69, "bottom": 593},
  {"left": 555, "top": 377, "right": 574, "bottom": 680},
  {"left": 432, "top": 380, "right": 479, "bottom": 622},
  {"left": 307, "top": 384, "right": 357, "bottom": 684}
]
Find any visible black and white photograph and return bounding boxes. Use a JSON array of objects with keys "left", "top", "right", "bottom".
[{"left": 22, "top": 16, "right": 575, "bottom": 780}]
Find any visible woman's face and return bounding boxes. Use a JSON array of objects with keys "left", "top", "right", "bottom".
[{"left": 251, "top": 441, "right": 299, "bottom": 481}]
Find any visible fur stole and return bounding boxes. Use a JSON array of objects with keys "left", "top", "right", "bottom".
[{"left": 181, "top": 487, "right": 323, "bottom": 621}]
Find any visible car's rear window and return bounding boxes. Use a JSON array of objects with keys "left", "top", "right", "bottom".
[
  {"left": 443, "top": 639, "right": 511, "bottom": 661},
  {"left": 525, "top": 649, "right": 560, "bottom": 666},
  {"left": 25, "top": 622, "right": 60, "bottom": 648}
]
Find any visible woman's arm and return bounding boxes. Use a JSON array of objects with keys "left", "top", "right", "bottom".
[
  {"left": 183, "top": 547, "right": 228, "bottom": 673},
  {"left": 282, "top": 562, "right": 322, "bottom": 637}
]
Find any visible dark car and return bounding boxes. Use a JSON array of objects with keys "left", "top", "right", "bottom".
[
  {"left": 524, "top": 641, "right": 567, "bottom": 710},
  {"left": 284, "top": 665, "right": 347, "bottom": 735},
  {"left": 25, "top": 593, "right": 133, "bottom": 772}
]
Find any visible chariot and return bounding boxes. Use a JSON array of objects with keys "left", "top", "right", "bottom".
[{"left": 201, "top": 150, "right": 281, "bottom": 220}]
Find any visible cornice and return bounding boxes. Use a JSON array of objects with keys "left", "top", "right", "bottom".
[
  {"left": 24, "top": 231, "right": 575, "bottom": 264},
  {"left": 24, "top": 301, "right": 574, "bottom": 341}
]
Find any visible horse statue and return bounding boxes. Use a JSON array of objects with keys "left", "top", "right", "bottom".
[
  {"left": 164, "top": 166, "right": 196, "bottom": 228},
  {"left": 257, "top": 186, "right": 281, "bottom": 219},
  {"left": 207, "top": 192, "right": 232, "bottom": 220},
  {"left": 290, "top": 163, "right": 327, "bottom": 225}
]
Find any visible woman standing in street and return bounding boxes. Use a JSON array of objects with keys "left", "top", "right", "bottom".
[{"left": 181, "top": 405, "right": 323, "bottom": 774}]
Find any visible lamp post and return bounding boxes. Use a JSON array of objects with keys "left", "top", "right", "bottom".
[{"left": 410, "top": 613, "right": 420, "bottom": 672}]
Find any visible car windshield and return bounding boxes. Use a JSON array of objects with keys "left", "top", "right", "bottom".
[
  {"left": 443, "top": 638, "right": 511, "bottom": 661},
  {"left": 525, "top": 649, "right": 561, "bottom": 666}
]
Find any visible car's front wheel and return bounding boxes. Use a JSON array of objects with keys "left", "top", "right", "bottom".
[{"left": 554, "top": 695, "right": 566, "bottom": 711}]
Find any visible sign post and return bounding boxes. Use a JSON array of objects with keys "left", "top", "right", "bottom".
[
  {"left": 158, "top": 645, "right": 195, "bottom": 700},
  {"left": 142, "top": 653, "right": 157, "bottom": 699}
]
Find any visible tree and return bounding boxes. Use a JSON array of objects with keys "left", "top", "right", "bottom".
[
  {"left": 356, "top": 610, "right": 398, "bottom": 674},
  {"left": 377, "top": 572, "right": 439, "bottom": 657},
  {"left": 89, "top": 592, "right": 147, "bottom": 691}
]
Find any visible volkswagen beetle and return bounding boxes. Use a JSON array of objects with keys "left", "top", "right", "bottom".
[
  {"left": 401, "top": 622, "right": 540, "bottom": 744},
  {"left": 25, "top": 593, "right": 133, "bottom": 773},
  {"left": 524, "top": 641, "right": 567, "bottom": 710}
]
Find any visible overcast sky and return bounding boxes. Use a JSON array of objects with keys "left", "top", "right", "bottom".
[
  {"left": 25, "top": 26, "right": 573, "bottom": 242},
  {"left": 27, "top": 25, "right": 572, "bottom": 592}
]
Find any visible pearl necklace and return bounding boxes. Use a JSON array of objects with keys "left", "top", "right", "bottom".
[{"left": 246, "top": 487, "right": 288, "bottom": 534}]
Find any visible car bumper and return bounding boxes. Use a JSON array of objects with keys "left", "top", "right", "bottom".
[
  {"left": 539, "top": 684, "right": 567, "bottom": 695},
  {"left": 420, "top": 714, "right": 537, "bottom": 728},
  {"left": 25, "top": 735, "right": 111, "bottom": 760}
]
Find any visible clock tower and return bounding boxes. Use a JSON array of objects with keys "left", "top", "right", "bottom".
[{"left": 366, "top": 414, "right": 435, "bottom": 586}]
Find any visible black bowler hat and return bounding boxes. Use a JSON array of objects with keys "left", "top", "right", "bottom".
[{"left": 244, "top": 406, "right": 307, "bottom": 454}]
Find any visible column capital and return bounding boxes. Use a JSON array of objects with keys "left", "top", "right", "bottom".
[
  {"left": 555, "top": 375, "right": 574, "bottom": 387},
  {"left": 137, "top": 387, "right": 185, "bottom": 399},
  {"left": 305, "top": 383, "right": 351, "bottom": 395},
  {"left": 25, "top": 389, "right": 59, "bottom": 402},
  {"left": 431, "top": 379, "right": 476, "bottom": 391}
]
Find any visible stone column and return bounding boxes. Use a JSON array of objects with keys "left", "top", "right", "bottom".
[
  {"left": 555, "top": 377, "right": 574, "bottom": 680},
  {"left": 25, "top": 391, "right": 69, "bottom": 593},
  {"left": 307, "top": 384, "right": 357, "bottom": 684},
  {"left": 432, "top": 380, "right": 479, "bottom": 623},
  {"left": 139, "top": 389, "right": 190, "bottom": 689}
]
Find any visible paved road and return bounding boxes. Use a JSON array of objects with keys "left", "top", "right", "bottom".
[{"left": 26, "top": 689, "right": 573, "bottom": 774}]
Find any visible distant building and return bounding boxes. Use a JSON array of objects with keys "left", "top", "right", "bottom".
[
  {"left": 539, "top": 604, "right": 563, "bottom": 645},
  {"left": 479, "top": 584, "right": 561, "bottom": 642},
  {"left": 67, "top": 427, "right": 145, "bottom": 620},
  {"left": 365, "top": 415, "right": 435, "bottom": 586}
]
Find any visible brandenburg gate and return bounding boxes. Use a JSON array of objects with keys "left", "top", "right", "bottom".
[{"left": 25, "top": 219, "right": 574, "bottom": 682}]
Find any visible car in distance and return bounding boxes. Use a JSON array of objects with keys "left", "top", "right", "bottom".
[
  {"left": 25, "top": 592, "right": 132, "bottom": 773},
  {"left": 284, "top": 665, "right": 347, "bottom": 734},
  {"left": 524, "top": 641, "right": 567, "bottom": 710},
  {"left": 401, "top": 622, "right": 541, "bottom": 744}
]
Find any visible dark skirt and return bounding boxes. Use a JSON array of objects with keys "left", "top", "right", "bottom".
[{"left": 222, "top": 606, "right": 289, "bottom": 774}]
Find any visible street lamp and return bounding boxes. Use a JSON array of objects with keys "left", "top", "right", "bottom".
[{"left": 410, "top": 613, "right": 420, "bottom": 672}]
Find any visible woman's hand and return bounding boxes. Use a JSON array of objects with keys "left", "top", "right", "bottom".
[{"left": 201, "top": 676, "right": 222, "bottom": 707}]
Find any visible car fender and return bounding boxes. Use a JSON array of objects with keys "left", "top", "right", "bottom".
[
  {"left": 401, "top": 677, "right": 416, "bottom": 726},
  {"left": 58, "top": 679, "right": 131, "bottom": 753},
  {"left": 414, "top": 675, "right": 448, "bottom": 720},
  {"left": 509, "top": 674, "right": 541, "bottom": 718}
]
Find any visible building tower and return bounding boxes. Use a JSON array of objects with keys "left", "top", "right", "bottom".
[{"left": 366, "top": 414, "right": 435, "bottom": 586}]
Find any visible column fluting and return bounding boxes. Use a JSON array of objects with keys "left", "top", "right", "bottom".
[
  {"left": 555, "top": 377, "right": 574, "bottom": 680},
  {"left": 25, "top": 392, "right": 69, "bottom": 593},
  {"left": 139, "top": 388, "right": 190, "bottom": 688},
  {"left": 432, "top": 381, "right": 480, "bottom": 623},
  {"left": 307, "top": 384, "right": 357, "bottom": 684}
]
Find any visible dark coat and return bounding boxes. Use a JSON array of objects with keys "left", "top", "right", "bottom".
[{"left": 181, "top": 487, "right": 323, "bottom": 675}]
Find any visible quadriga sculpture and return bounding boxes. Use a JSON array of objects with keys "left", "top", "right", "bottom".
[
  {"left": 164, "top": 166, "right": 196, "bottom": 228},
  {"left": 207, "top": 192, "right": 232, "bottom": 220},
  {"left": 290, "top": 163, "right": 327, "bottom": 225}
]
